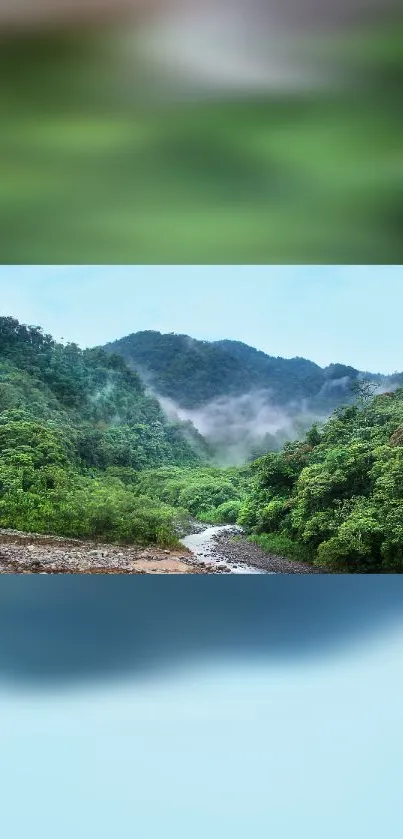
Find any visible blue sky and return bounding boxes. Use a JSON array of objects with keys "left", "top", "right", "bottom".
[{"left": 0, "top": 265, "right": 401, "bottom": 372}]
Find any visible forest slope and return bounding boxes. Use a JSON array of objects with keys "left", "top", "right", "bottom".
[
  {"left": 104, "top": 330, "right": 403, "bottom": 411},
  {"left": 0, "top": 317, "right": 208, "bottom": 545},
  {"left": 104, "top": 331, "right": 403, "bottom": 461},
  {"left": 241, "top": 388, "right": 403, "bottom": 572}
]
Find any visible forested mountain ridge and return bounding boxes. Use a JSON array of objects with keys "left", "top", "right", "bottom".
[
  {"left": 103, "top": 330, "right": 403, "bottom": 411},
  {"left": 0, "top": 318, "right": 211, "bottom": 465}
]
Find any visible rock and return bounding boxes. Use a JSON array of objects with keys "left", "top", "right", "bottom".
[{"left": 0, "top": 525, "right": 319, "bottom": 575}]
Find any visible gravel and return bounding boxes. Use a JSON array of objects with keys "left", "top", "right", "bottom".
[
  {"left": 0, "top": 527, "right": 326, "bottom": 575},
  {"left": 208, "top": 530, "right": 326, "bottom": 574},
  {"left": 0, "top": 529, "right": 206, "bottom": 574}
]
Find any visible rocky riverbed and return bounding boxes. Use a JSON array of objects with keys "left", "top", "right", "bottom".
[
  {"left": 0, "top": 525, "right": 324, "bottom": 574},
  {"left": 208, "top": 528, "right": 324, "bottom": 574},
  {"left": 0, "top": 529, "right": 205, "bottom": 574},
  {"left": 181, "top": 525, "right": 324, "bottom": 574}
]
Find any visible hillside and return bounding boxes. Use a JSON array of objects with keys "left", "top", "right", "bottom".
[
  {"left": 103, "top": 330, "right": 403, "bottom": 461},
  {"left": 242, "top": 387, "right": 403, "bottom": 572},
  {"left": 2, "top": 317, "right": 403, "bottom": 572},
  {"left": 104, "top": 330, "right": 403, "bottom": 409},
  {"left": 0, "top": 317, "right": 209, "bottom": 546}
]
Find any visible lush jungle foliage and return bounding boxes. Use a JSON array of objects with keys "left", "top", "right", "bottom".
[
  {"left": 135, "top": 465, "right": 250, "bottom": 524},
  {"left": 3, "top": 316, "right": 403, "bottom": 572},
  {"left": 240, "top": 388, "right": 403, "bottom": 572},
  {"left": 0, "top": 317, "right": 210, "bottom": 545}
]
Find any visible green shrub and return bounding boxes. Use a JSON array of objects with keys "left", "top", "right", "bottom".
[
  {"left": 0, "top": 466, "right": 180, "bottom": 547},
  {"left": 198, "top": 499, "right": 242, "bottom": 525},
  {"left": 249, "top": 533, "right": 313, "bottom": 564},
  {"left": 214, "top": 499, "right": 243, "bottom": 524}
]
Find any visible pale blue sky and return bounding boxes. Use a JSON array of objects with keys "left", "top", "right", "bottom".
[{"left": 0, "top": 265, "right": 401, "bottom": 373}]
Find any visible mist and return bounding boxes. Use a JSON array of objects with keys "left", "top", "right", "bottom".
[
  {"left": 158, "top": 390, "right": 328, "bottom": 465},
  {"left": 107, "top": 349, "right": 402, "bottom": 465},
  {"left": 156, "top": 374, "right": 388, "bottom": 464}
]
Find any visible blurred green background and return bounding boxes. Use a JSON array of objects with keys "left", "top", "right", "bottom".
[{"left": 0, "top": 24, "right": 402, "bottom": 263}]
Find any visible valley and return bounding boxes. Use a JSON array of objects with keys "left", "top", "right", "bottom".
[
  {"left": 0, "top": 523, "right": 323, "bottom": 574},
  {"left": 1, "top": 316, "right": 403, "bottom": 574}
]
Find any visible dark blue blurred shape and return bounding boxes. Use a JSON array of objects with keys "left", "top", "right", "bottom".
[{"left": 0, "top": 576, "right": 402, "bottom": 685}]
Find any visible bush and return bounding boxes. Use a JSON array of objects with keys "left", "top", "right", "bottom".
[
  {"left": 249, "top": 533, "right": 313, "bottom": 564},
  {"left": 198, "top": 499, "right": 242, "bottom": 525},
  {"left": 214, "top": 499, "right": 242, "bottom": 523},
  {"left": 177, "top": 479, "right": 239, "bottom": 517},
  {"left": 0, "top": 467, "right": 180, "bottom": 547}
]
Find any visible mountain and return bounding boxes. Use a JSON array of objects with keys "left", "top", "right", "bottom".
[
  {"left": 0, "top": 318, "right": 209, "bottom": 467},
  {"left": 104, "top": 330, "right": 402, "bottom": 409},
  {"left": 103, "top": 331, "right": 403, "bottom": 462},
  {"left": 103, "top": 331, "right": 327, "bottom": 408}
]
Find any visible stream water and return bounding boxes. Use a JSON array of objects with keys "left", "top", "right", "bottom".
[{"left": 180, "top": 524, "right": 269, "bottom": 574}]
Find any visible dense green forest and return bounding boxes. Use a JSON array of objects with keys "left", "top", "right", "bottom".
[
  {"left": 104, "top": 330, "right": 403, "bottom": 412},
  {"left": 241, "top": 387, "right": 403, "bottom": 572},
  {"left": 0, "top": 316, "right": 211, "bottom": 545},
  {"left": 2, "top": 317, "right": 403, "bottom": 572}
]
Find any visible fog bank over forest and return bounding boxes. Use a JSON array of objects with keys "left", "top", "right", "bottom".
[
  {"left": 157, "top": 391, "right": 325, "bottom": 465},
  {"left": 105, "top": 330, "right": 403, "bottom": 464}
]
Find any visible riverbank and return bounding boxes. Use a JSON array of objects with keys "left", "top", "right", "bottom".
[
  {"left": 210, "top": 529, "right": 325, "bottom": 574},
  {"left": 0, "top": 529, "right": 204, "bottom": 574},
  {"left": 0, "top": 525, "right": 325, "bottom": 574},
  {"left": 181, "top": 525, "right": 325, "bottom": 574}
]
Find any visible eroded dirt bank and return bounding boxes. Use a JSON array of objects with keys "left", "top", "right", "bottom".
[{"left": 0, "top": 529, "right": 207, "bottom": 574}]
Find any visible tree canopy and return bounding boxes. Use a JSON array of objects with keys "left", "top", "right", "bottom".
[
  {"left": 241, "top": 389, "right": 403, "bottom": 572},
  {"left": 104, "top": 330, "right": 402, "bottom": 412}
]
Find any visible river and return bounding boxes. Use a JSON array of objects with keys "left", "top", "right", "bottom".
[
  {"left": 180, "top": 525, "right": 269, "bottom": 574},
  {"left": 180, "top": 523, "right": 325, "bottom": 574}
]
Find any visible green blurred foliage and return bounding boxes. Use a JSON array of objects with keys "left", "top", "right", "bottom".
[{"left": 0, "top": 25, "right": 402, "bottom": 262}]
